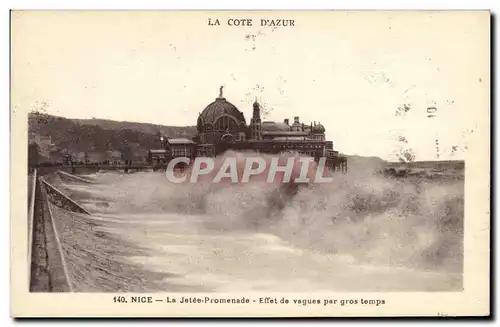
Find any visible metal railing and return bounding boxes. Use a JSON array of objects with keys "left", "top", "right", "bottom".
[
  {"left": 43, "top": 185, "right": 74, "bottom": 292},
  {"left": 28, "top": 170, "right": 90, "bottom": 292},
  {"left": 27, "top": 169, "right": 37, "bottom": 289}
]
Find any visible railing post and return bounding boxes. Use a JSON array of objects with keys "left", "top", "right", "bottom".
[{"left": 27, "top": 169, "right": 37, "bottom": 289}]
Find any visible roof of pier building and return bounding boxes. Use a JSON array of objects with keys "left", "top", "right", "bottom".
[
  {"left": 197, "top": 86, "right": 247, "bottom": 130},
  {"left": 166, "top": 138, "right": 196, "bottom": 145},
  {"left": 261, "top": 121, "right": 291, "bottom": 132}
]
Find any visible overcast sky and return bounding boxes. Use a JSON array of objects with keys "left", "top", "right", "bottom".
[{"left": 12, "top": 11, "right": 489, "bottom": 161}]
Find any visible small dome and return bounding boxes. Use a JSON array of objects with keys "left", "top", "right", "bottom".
[{"left": 313, "top": 123, "right": 325, "bottom": 133}]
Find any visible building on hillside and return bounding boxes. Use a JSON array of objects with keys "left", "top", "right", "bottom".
[
  {"left": 148, "top": 138, "right": 197, "bottom": 170},
  {"left": 166, "top": 138, "right": 197, "bottom": 158}
]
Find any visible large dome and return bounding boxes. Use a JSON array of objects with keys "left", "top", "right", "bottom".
[{"left": 199, "top": 97, "right": 246, "bottom": 126}]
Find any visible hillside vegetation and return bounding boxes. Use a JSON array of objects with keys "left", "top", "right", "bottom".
[{"left": 28, "top": 112, "right": 196, "bottom": 164}]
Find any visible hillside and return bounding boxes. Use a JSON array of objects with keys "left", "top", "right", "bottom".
[
  {"left": 27, "top": 112, "right": 463, "bottom": 175},
  {"left": 28, "top": 113, "right": 197, "bottom": 164}
]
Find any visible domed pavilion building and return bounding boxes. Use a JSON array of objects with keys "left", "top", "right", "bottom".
[
  {"left": 151, "top": 86, "right": 347, "bottom": 172},
  {"left": 194, "top": 86, "right": 346, "bottom": 172},
  {"left": 197, "top": 86, "right": 248, "bottom": 144}
]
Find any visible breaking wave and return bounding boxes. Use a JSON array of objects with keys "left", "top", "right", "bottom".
[{"left": 61, "top": 150, "right": 463, "bottom": 275}]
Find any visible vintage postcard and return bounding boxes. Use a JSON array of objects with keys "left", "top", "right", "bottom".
[{"left": 10, "top": 10, "right": 490, "bottom": 317}]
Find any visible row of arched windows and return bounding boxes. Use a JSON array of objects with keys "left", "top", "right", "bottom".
[{"left": 198, "top": 115, "right": 246, "bottom": 133}]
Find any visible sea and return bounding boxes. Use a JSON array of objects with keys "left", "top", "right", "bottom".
[{"left": 47, "top": 153, "right": 464, "bottom": 292}]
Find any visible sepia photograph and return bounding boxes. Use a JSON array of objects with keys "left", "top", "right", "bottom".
[{"left": 10, "top": 10, "right": 490, "bottom": 317}]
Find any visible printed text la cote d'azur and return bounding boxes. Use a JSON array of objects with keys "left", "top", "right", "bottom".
[{"left": 208, "top": 18, "right": 295, "bottom": 27}]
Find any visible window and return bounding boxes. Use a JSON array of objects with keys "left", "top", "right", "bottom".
[
  {"left": 171, "top": 146, "right": 191, "bottom": 157},
  {"left": 214, "top": 115, "right": 238, "bottom": 131}
]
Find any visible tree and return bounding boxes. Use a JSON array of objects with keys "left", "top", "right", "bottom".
[{"left": 121, "top": 141, "right": 133, "bottom": 165}]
